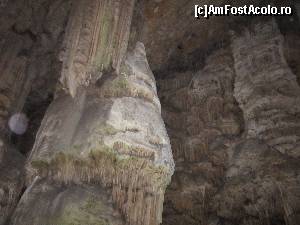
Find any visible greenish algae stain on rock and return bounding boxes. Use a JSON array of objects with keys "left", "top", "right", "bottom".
[{"left": 53, "top": 197, "right": 110, "bottom": 225}]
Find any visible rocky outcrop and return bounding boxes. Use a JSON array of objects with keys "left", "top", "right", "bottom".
[{"left": 1, "top": 1, "right": 174, "bottom": 224}]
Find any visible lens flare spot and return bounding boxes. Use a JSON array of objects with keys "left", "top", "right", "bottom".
[{"left": 8, "top": 113, "right": 28, "bottom": 135}]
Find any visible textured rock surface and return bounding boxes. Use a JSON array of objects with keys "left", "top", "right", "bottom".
[
  {"left": 11, "top": 180, "right": 125, "bottom": 225},
  {"left": 23, "top": 42, "right": 174, "bottom": 225},
  {"left": 159, "top": 48, "right": 244, "bottom": 225},
  {"left": 159, "top": 18, "right": 300, "bottom": 225},
  {"left": 0, "top": 0, "right": 300, "bottom": 225},
  {"left": 224, "top": 19, "right": 300, "bottom": 224},
  {"left": 0, "top": 1, "right": 71, "bottom": 224},
  {"left": 0, "top": 145, "right": 25, "bottom": 225},
  {"left": 60, "top": 0, "right": 135, "bottom": 97},
  {"left": 139, "top": 0, "right": 295, "bottom": 74},
  {"left": 233, "top": 20, "right": 300, "bottom": 158}
]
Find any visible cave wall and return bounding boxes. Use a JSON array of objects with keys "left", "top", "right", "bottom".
[
  {"left": 159, "top": 18, "right": 300, "bottom": 225},
  {"left": 0, "top": 0, "right": 71, "bottom": 223}
]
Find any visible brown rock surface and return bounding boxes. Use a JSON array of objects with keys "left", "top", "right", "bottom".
[
  {"left": 159, "top": 18, "right": 300, "bottom": 225},
  {"left": 0, "top": 1, "right": 299, "bottom": 225}
]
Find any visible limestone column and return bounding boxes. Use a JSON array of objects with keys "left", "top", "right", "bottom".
[
  {"left": 232, "top": 19, "right": 300, "bottom": 158},
  {"left": 12, "top": 1, "right": 174, "bottom": 225},
  {"left": 229, "top": 18, "right": 300, "bottom": 224}
]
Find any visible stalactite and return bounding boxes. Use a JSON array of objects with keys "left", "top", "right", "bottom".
[{"left": 60, "top": 0, "right": 136, "bottom": 97}]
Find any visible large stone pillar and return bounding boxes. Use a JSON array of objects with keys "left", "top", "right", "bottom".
[
  {"left": 219, "top": 19, "right": 300, "bottom": 224},
  {"left": 232, "top": 19, "right": 300, "bottom": 158},
  {"left": 12, "top": 1, "right": 174, "bottom": 224},
  {"left": 16, "top": 42, "right": 174, "bottom": 225}
]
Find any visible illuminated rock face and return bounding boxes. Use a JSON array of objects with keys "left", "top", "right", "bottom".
[
  {"left": 222, "top": 19, "right": 300, "bottom": 225},
  {"left": 17, "top": 41, "right": 174, "bottom": 225},
  {"left": 1, "top": 1, "right": 174, "bottom": 224}
]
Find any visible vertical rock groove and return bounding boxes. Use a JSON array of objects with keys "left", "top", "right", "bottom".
[{"left": 60, "top": 0, "right": 135, "bottom": 97}]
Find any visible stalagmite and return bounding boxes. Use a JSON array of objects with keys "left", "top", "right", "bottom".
[
  {"left": 20, "top": 41, "right": 174, "bottom": 225},
  {"left": 215, "top": 18, "right": 300, "bottom": 225},
  {"left": 4, "top": 1, "right": 175, "bottom": 224},
  {"left": 232, "top": 19, "right": 300, "bottom": 158}
]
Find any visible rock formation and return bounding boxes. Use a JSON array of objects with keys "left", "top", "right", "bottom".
[
  {"left": 11, "top": 180, "right": 126, "bottom": 225},
  {"left": 19, "top": 42, "right": 174, "bottom": 225},
  {"left": 59, "top": 0, "right": 135, "bottom": 97},
  {"left": 7, "top": 1, "right": 174, "bottom": 224},
  {"left": 0, "top": 1, "right": 300, "bottom": 225},
  {"left": 159, "top": 18, "right": 300, "bottom": 225},
  {"left": 0, "top": 1, "right": 71, "bottom": 223}
]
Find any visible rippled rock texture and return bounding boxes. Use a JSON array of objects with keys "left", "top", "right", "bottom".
[
  {"left": 23, "top": 42, "right": 174, "bottom": 225},
  {"left": 0, "top": 1, "right": 300, "bottom": 225},
  {"left": 159, "top": 19, "right": 300, "bottom": 225}
]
